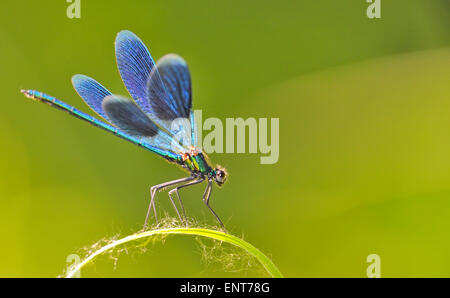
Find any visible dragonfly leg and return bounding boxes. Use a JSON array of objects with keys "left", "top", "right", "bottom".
[
  {"left": 203, "top": 179, "right": 227, "bottom": 233},
  {"left": 143, "top": 176, "right": 194, "bottom": 230},
  {"left": 168, "top": 192, "right": 184, "bottom": 223},
  {"left": 168, "top": 178, "right": 205, "bottom": 227}
]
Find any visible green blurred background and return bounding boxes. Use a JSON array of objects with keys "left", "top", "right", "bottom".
[{"left": 0, "top": 0, "right": 449, "bottom": 277}]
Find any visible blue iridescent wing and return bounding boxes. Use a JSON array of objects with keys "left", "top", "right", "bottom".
[
  {"left": 115, "top": 31, "right": 195, "bottom": 136},
  {"left": 102, "top": 95, "right": 184, "bottom": 152},
  {"left": 115, "top": 30, "right": 154, "bottom": 115},
  {"left": 147, "top": 54, "right": 197, "bottom": 148},
  {"left": 115, "top": 31, "right": 197, "bottom": 149},
  {"left": 72, "top": 74, "right": 112, "bottom": 122},
  {"left": 102, "top": 95, "right": 159, "bottom": 137},
  {"left": 147, "top": 54, "right": 192, "bottom": 127},
  {"left": 71, "top": 74, "right": 184, "bottom": 153}
]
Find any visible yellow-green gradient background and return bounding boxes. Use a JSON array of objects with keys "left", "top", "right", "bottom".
[{"left": 0, "top": 1, "right": 449, "bottom": 277}]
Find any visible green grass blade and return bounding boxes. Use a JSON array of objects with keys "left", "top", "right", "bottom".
[{"left": 65, "top": 227, "right": 283, "bottom": 278}]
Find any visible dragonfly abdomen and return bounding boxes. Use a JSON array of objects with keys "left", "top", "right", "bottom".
[{"left": 21, "top": 89, "right": 180, "bottom": 161}]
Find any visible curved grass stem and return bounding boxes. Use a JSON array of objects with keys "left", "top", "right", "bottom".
[{"left": 65, "top": 227, "right": 283, "bottom": 278}]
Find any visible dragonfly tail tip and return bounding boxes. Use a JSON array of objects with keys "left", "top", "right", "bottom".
[{"left": 20, "top": 89, "right": 34, "bottom": 99}]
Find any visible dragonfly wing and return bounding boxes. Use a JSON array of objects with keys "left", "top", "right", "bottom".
[
  {"left": 115, "top": 31, "right": 195, "bottom": 149},
  {"left": 115, "top": 30, "right": 154, "bottom": 115},
  {"left": 72, "top": 74, "right": 112, "bottom": 122},
  {"left": 146, "top": 54, "right": 196, "bottom": 148},
  {"left": 147, "top": 54, "right": 191, "bottom": 124},
  {"left": 102, "top": 95, "right": 184, "bottom": 152}
]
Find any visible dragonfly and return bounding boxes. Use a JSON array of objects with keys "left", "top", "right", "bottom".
[{"left": 21, "top": 30, "right": 228, "bottom": 231}]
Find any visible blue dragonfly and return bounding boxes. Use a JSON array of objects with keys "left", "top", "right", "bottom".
[{"left": 21, "top": 30, "right": 228, "bottom": 231}]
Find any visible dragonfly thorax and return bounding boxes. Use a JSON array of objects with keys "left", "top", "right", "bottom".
[
  {"left": 179, "top": 149, "right": 227, "bottom": 186},
  {"left": 181, "top": 149, "right": 212, "bottom": 175}
]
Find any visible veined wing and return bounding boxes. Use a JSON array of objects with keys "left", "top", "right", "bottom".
[
  {"left": 102, "top": 95, "right": 184, "bottom": 152},
  {"left": 71, "top": 74, "right": 184, "bottom": 153},
  {"left": 72, "top": 74, "right": 112, "bottom": 122},
  {"left": 147, "top": 54, "right": 192, "bottom": 131},
  {"left": 115, "top": 31, "right": 196, "bottom": 148},
  {"left": 148, "top": 54, "right": 197, "bottom": 148},
  {"left": 115, "top": 30, "right": 155, "bottom": 116}
]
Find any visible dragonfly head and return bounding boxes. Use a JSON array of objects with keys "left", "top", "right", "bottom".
[{"left": 213, "top": 165, "right": 228, "bottom": 187}]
